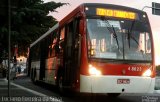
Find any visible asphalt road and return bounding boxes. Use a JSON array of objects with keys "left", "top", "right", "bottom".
[{"left": 0, "top": 75, "right": 160, "bottom": 102}]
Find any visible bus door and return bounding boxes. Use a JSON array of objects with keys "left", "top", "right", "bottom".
[
  {"left": 39, "top": 40, "right": 46, "bottom": 81},
  {"left": 64, "top": 19, "right": 80, "bottom": 87}
]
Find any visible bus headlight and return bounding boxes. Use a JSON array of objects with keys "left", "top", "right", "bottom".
[
  {"left": 89, "top": 64, "right": 101, "bottom": 76},
  {"left": 142, "top": 69, "right": 152, "bottom": 77}
]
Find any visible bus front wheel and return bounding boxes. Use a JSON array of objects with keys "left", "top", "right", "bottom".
[{"left": 31, "top": 69, "right": 37, "bottom": 84}]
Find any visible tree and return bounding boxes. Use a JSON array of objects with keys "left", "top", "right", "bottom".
[{"left": 0, "top": 0, "right": 66, "bottom": 58}]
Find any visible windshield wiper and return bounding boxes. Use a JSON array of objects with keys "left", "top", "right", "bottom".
[
  {"left": 104, "top": 20, "right": 120, "bottom": 53},
  {"left": 127, "top": 21, "right": 147, "bottom": 61},
  {"left": 112, "top": 25, "right": 121, "bottom": 53},
  {"left": 127, "top": 20, "right": 139, "bottom": 48}
]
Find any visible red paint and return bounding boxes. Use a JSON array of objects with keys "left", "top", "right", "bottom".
[{"left": 81, "top": 62, "right": 153, "bottom": 77}]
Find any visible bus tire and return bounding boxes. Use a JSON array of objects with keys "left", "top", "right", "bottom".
[
  {"left": 32, "top": 69, "right": 37, "bottom": 84},
  {"left": 57, "top": 76, "right": 65, "bottom": 95},
  {"left": 31, "top": 68, "right": 34, "bottom": 81}
]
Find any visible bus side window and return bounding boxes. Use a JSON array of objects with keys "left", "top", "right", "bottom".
[
  {"left": 58, "top": 27, "right": 65, "bottom": 53},
  {"left": 60, "top": 27, "right": 65, "bottom": 40},
  {"left": 66, "top": 24, "right": 73, "bottom": 58},
  {"left": 54, "top": 44, "right": 60, "bottom": 54}
]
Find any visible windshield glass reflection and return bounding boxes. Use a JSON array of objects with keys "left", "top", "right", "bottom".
[{"left": 87, "top": 18, "right": 152, "bottom": 61}]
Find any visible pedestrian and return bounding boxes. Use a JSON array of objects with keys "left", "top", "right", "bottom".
[{"left": 18, "top": 65, "right": 21, "bottom": 74}]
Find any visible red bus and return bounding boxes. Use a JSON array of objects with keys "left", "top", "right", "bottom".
[{"left": 28, "top": 3, "right": 155, "bottom": 95}]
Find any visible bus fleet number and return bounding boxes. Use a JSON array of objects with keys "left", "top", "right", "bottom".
[{"left": 128, "top": 67, "right": 142, "bottom": 72}]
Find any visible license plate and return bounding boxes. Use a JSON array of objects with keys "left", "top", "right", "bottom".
[{"left": 117, "top": 79, "right": 130, "bottom": 84}]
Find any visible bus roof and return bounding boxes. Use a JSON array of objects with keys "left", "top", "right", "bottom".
[
  {"left": 59, "top": 3, "right": 145, "bottom": 26},
  {"left": 30, "top": 3, "right": 146, "bottom": 48},
  {"left": 30, "top": 23, "right": 59, "bottom": 48},
  {"left": 83, "top": 3, "right": 145, "bottom": 13}
]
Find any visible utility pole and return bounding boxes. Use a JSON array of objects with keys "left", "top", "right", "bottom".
[{"left": 8, "top": 0, "right": 11, "bottom": 97}]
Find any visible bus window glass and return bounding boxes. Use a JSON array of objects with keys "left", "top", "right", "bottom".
[
  {"left": 59, "top": 27, "right": 65, "bottom": 52},
  {"left": 60, "top": 27, "right": 65, "bottom": 40},
  {"left": 87, "top": 18, "right": 152, "bottom": 61}
]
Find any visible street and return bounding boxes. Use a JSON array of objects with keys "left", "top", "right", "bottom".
[{"left": 0, "top": 74, "right": 160, "bottom": 102}]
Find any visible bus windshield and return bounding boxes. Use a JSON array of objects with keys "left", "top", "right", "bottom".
[{"left": 87, "top": 18, "right": 152, "bottom": 61}]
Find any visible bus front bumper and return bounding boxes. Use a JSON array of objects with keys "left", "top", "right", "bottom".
[{"left": 80, "top": 74, "right": 155, "bottom": 93}]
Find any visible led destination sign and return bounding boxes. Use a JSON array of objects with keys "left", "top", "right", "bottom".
[{"left": 96, "top": 8, "right": 136, "bottom": 19}]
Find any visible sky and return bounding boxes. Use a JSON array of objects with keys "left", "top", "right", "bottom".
[{"left": 44, "top": 0, "right": 160, "bottom": 65}]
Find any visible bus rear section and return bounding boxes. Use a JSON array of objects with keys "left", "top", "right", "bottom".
[{"left": 79, "top": 3, "right": 155, "bottom": 94}]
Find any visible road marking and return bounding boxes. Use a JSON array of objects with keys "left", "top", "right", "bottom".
[
  {"left": 11, "top": 83, "right": 63, "bottom": 102},
  {"left": 11, "top": 82, "right": 47, "bottom": 96},
  {"left": 0, "top": 88, "right": 20, "bottom": 90},
  {"left": 1, "top": 79, "right": 63, "bottom": 102}
]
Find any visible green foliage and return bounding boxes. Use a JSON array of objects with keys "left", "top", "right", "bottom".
[
  {"left": 156, "top": 65, "right": 160, "bottom": 71},
  {"left": 0, "top": 0, "right": 66, "bottom": 57}
]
